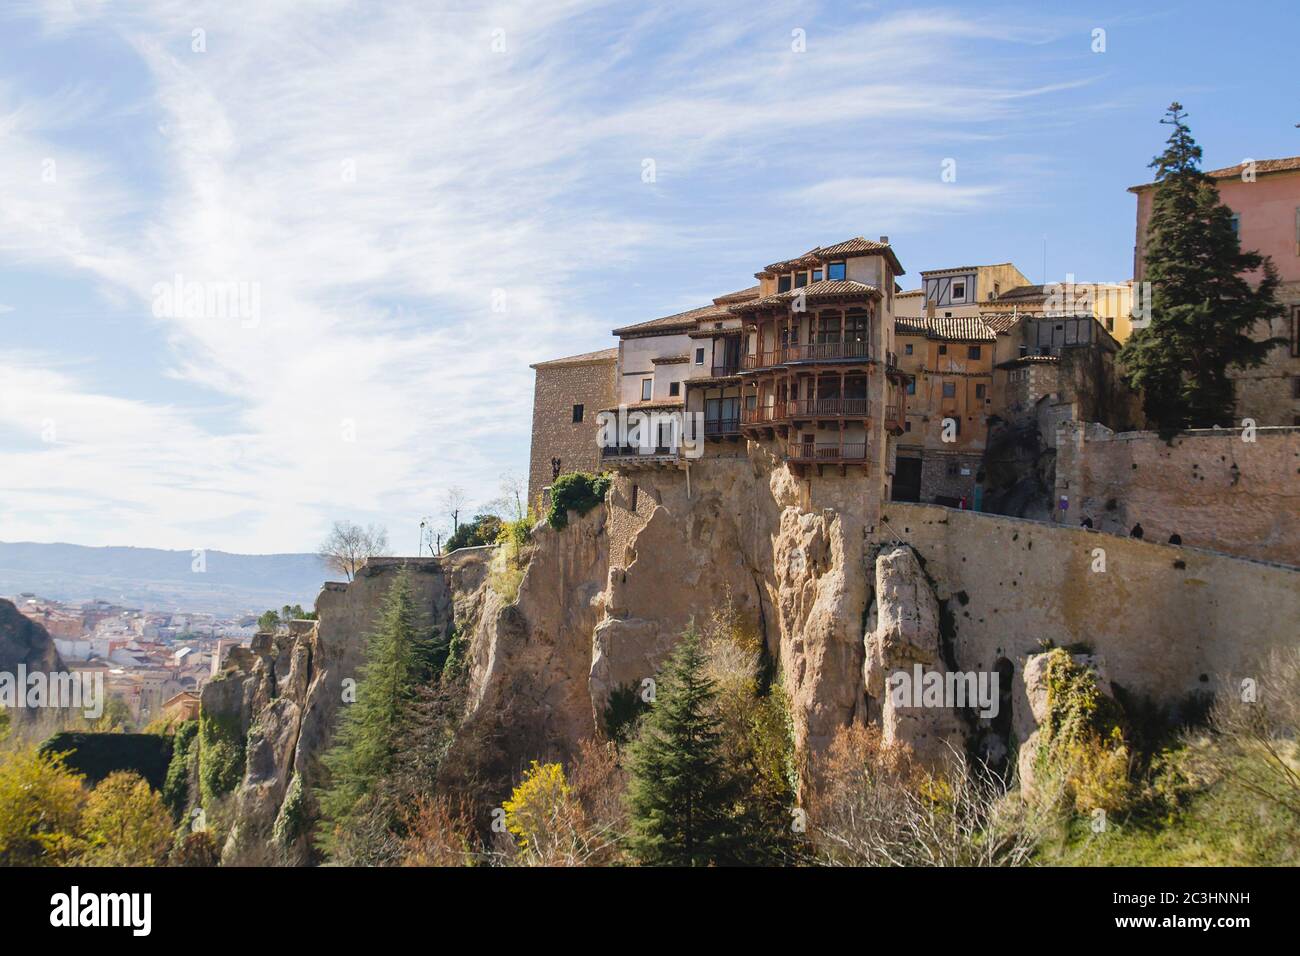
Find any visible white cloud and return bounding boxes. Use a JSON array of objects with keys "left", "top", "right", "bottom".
[{"left": 0, "top": 1, "right": 1093, "bottom": 552}]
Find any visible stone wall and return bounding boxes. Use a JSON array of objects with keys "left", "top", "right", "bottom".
[
  {"left": 527, "top": 353, "right": 617, "bottom": 509},
  {"left": 1054, "top": 421, "right": 1300, "bottom": 565},
  {"left": 874, "top": 503, "right": 1300, "bottom": 722},
  {"left": 1232, "top": 289, "right": 1300, "bottom": 427}
]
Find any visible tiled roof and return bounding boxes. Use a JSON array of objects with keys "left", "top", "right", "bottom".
[
  {"left": 994, "top": 284, "right": 1049, "bottom": 301},
  {"left": 919, "top": 262, "right": 1013, "bottom": 276},
  {"left": 892, "top": 315, "right": 996, "bottom": 341},
  {"left": 712, "top": 285, "right": 760, "bottom": 305},
  {"left": 1129, "top": 155, "right": 1300, "bottom": 191},
  {"left": 997, "top": 354, "right": 1061, "bottom": 369},
  {"left": 530, "top": 347, "right": 617, "bottom": 369},
  {"left": 760, "top": 237, "right": 906, "bottom": 277},
  {"left": 731, "top": 279, "right": 881, "bottom": 312},
  {"left": 979, "top": 312, "right": 1021, "bottom": 334},
  {"left": 613, "top": 301, "right": 731, "bottom": 337},
  {"left": 896, "top": 288, "right": 924, "bottom": 297}
]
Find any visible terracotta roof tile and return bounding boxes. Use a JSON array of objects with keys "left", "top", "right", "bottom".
[
  {"left": 891, "top": 315, "right": 997, "bottom": 341},
  {"left": 979, "top": 312, "right": 1021, "bottom": 334},
  {"left": 760, "top": 237, "right": 906, "bottom": 277},
  {"left": 1129, "top": 155, "right": 1300, "bottom": 191},
  {"left": 613, "top": 302, "right": 731, "bottom": 336},
  {"left": 731, "top": 279, "right": 881, "bottom": 312}
]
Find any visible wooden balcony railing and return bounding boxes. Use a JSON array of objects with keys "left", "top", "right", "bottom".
[
  {"left": 703, "top": 417, "right": 741, "bottom": 437},
  {"left": 783, "top": 340, "right": 872, "bottom": 363},
  {"left": 785, "top": 397, "right": 870, "bottom": 419},
  {"left": 740, "top": 404, "right": 783, "bottom": 425},
  {"left": 602, "top": 444, "right": 674, "bottom": 459},
  {"left": 710, "top": 364, "right": 740, "bottom": 378},
  {"left": 785, "top": 441, "right": 868, "bottom": 463},
  {"left": 741, "top": 350, "right": 783, "bottom": 371},
  {"left": 884, "top": 404, "right": 905, "bottom": 434}
]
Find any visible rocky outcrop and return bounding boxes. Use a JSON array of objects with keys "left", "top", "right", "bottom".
[
  {"left": 0, "top": 598, "right": 65, "bottom": 676},
  {"left": 1014, "top": 649, "right": 1114, "bottom": 799},
  {"left": 863, "top": 546, "right": 968, "bottom": 767},
  {"left": 210, "top": 557, "right": 483, "bottom": 865}
]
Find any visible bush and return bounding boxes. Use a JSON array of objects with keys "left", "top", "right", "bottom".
[
  {"left": 172, "top": 829, "right": 220, "bottom": 867},
  {"left": 546, "top": 472, "right": 611, "bottom": 530},
  {"left": 162, "top": 720, "right": 198, "bottom": 820},
  {"left": 198, "top": 712, "right": 245, "bottom": 805},
  {"left": 80, "top": 771, "right": 173, "bottom": 866},
  {"left": 0, "top": 745, "right": 85, "bottom": 865},
  {"left": 446, "top": 514, "right": 504, "bottom": 552}
]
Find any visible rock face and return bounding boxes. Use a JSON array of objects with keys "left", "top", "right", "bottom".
[
  {"left": 0, "top": 598, "right": 65, "bottom": 676},
  {"left": 863, "top": 547, "right": 968, "bottom": 767},
  {"left": 211, "top": 557, "right": 483, "bottom": 864},
  {"left": 1014, "top": 650, "right": 1114, "bottom": 800}
]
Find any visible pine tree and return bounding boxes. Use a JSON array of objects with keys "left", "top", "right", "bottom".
[
  {"left": 316, "top": 569, "right": 431, "bottom": 855},
  {"left": 626, "top": 626, "right": 740, "bottom": 866},
  {"left": 1120, "top": 103, "right": 1285, "bottom": 432}
]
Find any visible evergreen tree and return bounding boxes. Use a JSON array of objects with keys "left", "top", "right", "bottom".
[
  {"left": 1120, "top": 103, "right": 1285, "bottom": 431},
  {"left": 626, "top": 626, "right": 739, "bottom": 865},
  {"left": 315, "top": 569, "right": 431, "bottom": 854}
]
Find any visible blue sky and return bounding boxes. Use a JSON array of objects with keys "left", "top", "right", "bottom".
[{"left": 1, "top": 0, "right": 1296, "bottom": 553}]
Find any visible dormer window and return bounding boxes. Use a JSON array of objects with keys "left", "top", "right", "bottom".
[
  {"left": 777, "top": 275, "right": 792, "bottom": 293},
  {"left": 794, "top": 272, "right": 809, "bottom": 288},
  {"left": 812, "top": 269, "right": 823, "bottom": 282},
  {"left": 952, "top": 280, "right": 966, "bottom": 301},
  {"left": 827, "top": 261, "right": 846, "bottom": 281}
]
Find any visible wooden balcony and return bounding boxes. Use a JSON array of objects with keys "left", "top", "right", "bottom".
[
  {"left": 741, "top": 350, "right": 783, "bottom": 371},
  {"left": 741, "top": 404, "right": 783, "bottom": 426},
  {"left": 884, "top": 404, "right": 905, "bottom": 435},
  {"left": 784, "top": 441, "right": 868, "bottom": 463},
  {"left": 703, "top": 417, "right": 741, "bottom": 438},
  {"left": 782, "top": 340, "right": 872, "bottom": 364},
  {"left": 785, "top": 397, "right": 869, "bottom": 420},
  {"left": 710, "top": 363, "right": 740, "bottom": 378}
]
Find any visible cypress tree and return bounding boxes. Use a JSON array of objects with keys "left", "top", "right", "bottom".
[
  {"left": 626, "top": 626, "right": 740, "bottom": 866},
  {"left": 1120, "top": 103, "right": 1285, "bottom": 432},
  {"left": 316, "top": 569, "right": 430, "bottom": 854}
]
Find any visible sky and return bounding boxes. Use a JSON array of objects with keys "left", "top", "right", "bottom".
[{"left": 0, "top": 0, "right": 1296, "bottom": 555}]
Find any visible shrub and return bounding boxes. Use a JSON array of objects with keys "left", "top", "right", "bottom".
[
  {"left": 80, "top": 771, "right": 173, "bottom": 866},
  {"left": 602, "top": 683, "right": 649, "bottom": 746},
  {"left": 502, "top": 761, "right": 574, "bottom": 856},
  {"left": 198, "top": 712, "right": 245, "bottom": 805},
  {"left": 446, "top": 514, "right": 504, "bottom": 552},
  {"left": 0, "top": 744, "right": 85, "bottom": 865},
  {"left": 162, "top": 720, "right": 198, "bottom": 820},
  {"left": 546, "top": 472, "right": 611, "bottom": 530},
  {"left": 272, "top": 772, "right": 309, "bottom": 847},
  {"left": 172, "top": 829, "right": 220, "bottom": 867}
]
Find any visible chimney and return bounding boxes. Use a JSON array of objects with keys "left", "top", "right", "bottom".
[
  {"left": 878, "top": 235, "right": 889, "bottom": 244},
  {"left": 925, "top": 298, "right": 936, "bottom": 320}
]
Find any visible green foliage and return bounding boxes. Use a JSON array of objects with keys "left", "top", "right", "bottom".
[
  {"left": 198, "top": 712, "right": 245, "bottom": 805},
  {"left": 446, "top": 513, "right": 504, "bottom": 552},
  {"left": 442, "top": 627, "right": 468, "bottom": 682},
  {"left": 602, "top": 682, "right": 649, "bottom": 746},
  {"left": 1120, "top": 103, "right": 1286, "bottom": 431},
  {"left": 258, "top": 604, "right": 316, "bottom": 632},
  {"left": 316, "top": 569, "right": 432, "bottom": 856},
  {"left": 80, "top": 771, "right": 173, "bottom": 866},
  {"left": 272, "top": 772, "right": 309, "bottom": 847},
  {"left": 546, "top": 472, "right": 611, "bottom": 530},
  {"left": 162, "top": 720, "right": 198, "bottom": 820},
  {"left": 0, "top": 744, "right": 85, "bottom": 865},
  {"left": 625, "top": 626, "right": 740, "bottom": 866}
]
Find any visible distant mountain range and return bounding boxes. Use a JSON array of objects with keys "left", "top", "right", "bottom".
[{"left": 0, "top": 541, "right": 332, "bottom": 617}]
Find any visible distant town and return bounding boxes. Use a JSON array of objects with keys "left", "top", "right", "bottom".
[{"left": 5, "top": 591, "right": 260, "bottom": 727}]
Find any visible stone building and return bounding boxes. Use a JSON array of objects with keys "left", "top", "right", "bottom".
[
  {"left": 1130, "top": 155, "right": 1300, "bottom": 426},
  {"left": 528, "top": 236, "right": 913, "bottom": 520},
  {"left": 526, "top": 348, "right": 617, "bottom": 509}
]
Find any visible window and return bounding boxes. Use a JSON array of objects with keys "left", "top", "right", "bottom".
[
  {"left": 631, "top": 484, "right": 638, "bottom": 513},
  {"left": 967, "top": 345, "right": 981, "bottom": 360},
  {"left": 641, "top": 379, "right": 652, "bottom": 401},
  {"left": 906, "top": 380, "right": 916, "bottom": 395},
  {"left": 778, "top": 275, "right": 792, "bottom": 293},
  {"left": 669, "top": 381, "right": 680, "bottom": 397},
  {"left": 946, "top": 462, "right": 959, "bottom": 476},
  {"left": 794, "top": 272, "right": 809, "bottom": 288},
  {"left": 1106, "top": 316, "right": 1114, "bottom": 332},
  {"left": 944, "top": 311, "right": 952, "bottom": 318},
  {"left": 938, "top": 344, "right": 948, "bottom": 355},
  {"left": 1292, "top": 376, "right": 1300, "bottom": 399},
  {"left": 827, "top": 261, "right": 846, "bottom": 281},
  {"left": 1230, "top": 213, "right": 1240, "bottom": 236},
  {"left": 942, "top": 382, "right": 956, "bottom": 398},
  {"left": 571, "top": 404, "right": 584, "bottom": 423},
  {"left": 695, "top": 347, "right": 705, "bottom": 365},
  {"left": 904, "top": 421, "right": 912, "bottom": 432},
  {"left": 952, "top": 281, "right": 966, "bottom": 301},
  {"left": 1292, "top": 306, "right": 1300, "bottom": 357},
  {"left": 992, "top": 282, "right": 1000, "bottom": 299},
  {"left": 975, "top": 384, "right": 987, "bottom": 400},
  {"left": 812, "top": 269, "right": 823, "bottom": 282}
]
